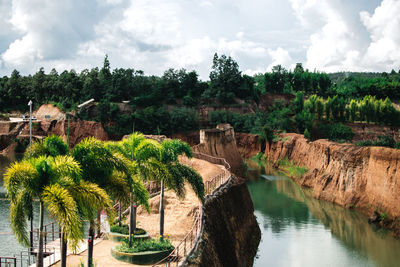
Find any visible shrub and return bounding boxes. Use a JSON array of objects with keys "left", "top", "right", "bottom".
[
  {"left": 356, "top": 135, "right": 400, "bottom": 148},
  {"left": 110, "top": 224, "right": 146, "bottom": 235},
  {"left": 319, "top": 123, "right": 354, "bottom": 142},
  {"left": 116, "top": 238, "right": 174, "bottom": 253}
]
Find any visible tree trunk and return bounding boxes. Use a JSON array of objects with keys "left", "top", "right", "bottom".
[
  {"left": 60, "top": 230, "right": 67, "bottom": 267},
  {"left": 159, "top": 180, "right": 164, "bottom": 241},
  {"left": 96, "top": 210, "right": 101, "bottom": 238},
  {"left": 118, "top": 201, "right": 122, "bottom": 227},
  {"left": 87, "top": 221, "right": 95, "bottom": 267},
  {"left": 36, "top": 201, "right": 44, "bottom": 267},
  {"left": 128, "top": 194, "right": 137, "bottom": 247},
  {"left": 30, "top": 216, "right": 33, "bottom": 254}
]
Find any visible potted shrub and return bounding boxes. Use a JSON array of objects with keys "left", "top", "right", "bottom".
[
  {"left": 109, "top": 223, "right": 150, "bottom": 242},
  {"left": 111, "top": 237, "right": 174, "bottom": 265}
]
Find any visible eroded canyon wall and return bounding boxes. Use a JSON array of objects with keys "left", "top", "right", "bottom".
[
  {"left": 184, "top": 176, "right": 261, "bottom": 267},
  {"left": 193, "top": 124, "right": 244, "bottom": 175},
  {"left": 265, "top": 133, "right": 400, "bottom": 222}
]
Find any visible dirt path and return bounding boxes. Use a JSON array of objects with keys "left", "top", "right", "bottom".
[{"left": 53, "top": 158, "right": 224, "bottom": 267}]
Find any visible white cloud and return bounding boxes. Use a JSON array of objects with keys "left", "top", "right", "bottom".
[
  {"left": 267, "top": 47, "right": 293, "bottom": 71},
  {"left": 0, "top": 0, "right": 397, "bottom": 79},
  {"left": 360, "top": 0, "right": 400, "bottom": 70},
  {"left": 1, "top": 0, "right": 105, "bottom": 71}
]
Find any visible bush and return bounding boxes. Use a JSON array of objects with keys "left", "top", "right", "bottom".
[
  {"left": 356, "top": 135, "right": 400, "bottom": 148},
  {"left": 319, "top": 123, "right": 354, "bottom": 142},
  {"left": 110, "top": 224, "right": 146, "bottom": 235},
  {"left": 116, "top": 238, "right": 174, "bottom": 253}
]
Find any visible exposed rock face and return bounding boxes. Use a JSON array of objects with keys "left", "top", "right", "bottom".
[
  {"left": 34, "top": 104, "right": 65, "bottom": 121},
  {"left": 184, "top": 176, "right": 261, "bottom": 267},
  {"left": 46, "top": 120, "right": 108, "bottom": 147},
  {"left": 235, "top": 132, "right": 260, "bottom": 158},
  {"left": 265, "top": 133, "right": 400, "bottom": 223},
  {"left": 193, "top": 124, "right": 244, "bottom": 175},
  {"left": 170, "top": 131, "right": 200, "bottom": 146}
]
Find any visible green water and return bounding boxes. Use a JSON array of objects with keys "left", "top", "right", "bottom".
[{"left": 247, "top": 161, "right": 400, "bottom": 267}]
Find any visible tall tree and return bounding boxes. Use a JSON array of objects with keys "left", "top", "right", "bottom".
[{"left": 135, "top": 139, "right": 204, "bottom": 240}]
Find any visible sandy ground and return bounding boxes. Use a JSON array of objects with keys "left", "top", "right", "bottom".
[{"left": 53, "top": 158, "right": 224, "bottom": 267}]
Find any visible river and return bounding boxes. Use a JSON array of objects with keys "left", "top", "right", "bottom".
[{"left": 247, "top": 160, "right": 400, "bottom": 267}]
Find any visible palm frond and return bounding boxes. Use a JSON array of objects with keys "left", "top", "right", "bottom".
[
  {"left": 134, "top": 139, "right": 161, "bottom": 162},
  {"left": 120, "top": 132, "right": 146, "bottom": 158},
  {"left": 105, "top": 171, "right": 130, "bottom": 203},
  {"left": 9, "top": 192, "right": 30, "bottom": 246},
  {"left": 51, "top": 156, "right": 82, "bottom": 183},
  {"left": 43, "top": 135, "right": 68, "bottom": 157},
  {"left": 71, "top": 137, "right": 115, "bottom": 186},
  {"left": 4, "top": 161, "right": 38, "bottom": 201},
  {"left": 131, "top": 175, "right": 150, "bottom": 213},
  {"left": 42, "top": 184, "right": 84, "bottom": 250},
  {"left": 68, "top": 181, "right": 113, "bottom": 220},
  {"left": 174, "top": 163, "right": 205, "bottom": 203},
  {"left": 136, "top": 158, "right": 170, "bottom": 183},
  {"left": 24, "top": 140, "right": 46, "bottom": 159},
  {"left": 161, "top": 140, "right": 192, "bottom": 164},
  {"left": 165, "top": 163, "right": 185, "bottom": 199}
]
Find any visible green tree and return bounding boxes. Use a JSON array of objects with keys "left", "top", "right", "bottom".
[
  {"left": 135, "top": 139, "right": 204, "bottom": 240},
  {"left": 209, "top": 53, "right": 242, "bottom": 104},
  {"left": 349, "top": 100, "right": 358, "bottom": 122},
  {"left": 72, "top": 137, "right": 130, "bottom": 267},
  {"left": 293, "top": 91, "right": 304, "bottom": 114},
  {"left": 4, "top": 155, "right": 111, "bottom": 267},
  {"left": 316, "top": 97, "right": 324, "bottom": 120}
]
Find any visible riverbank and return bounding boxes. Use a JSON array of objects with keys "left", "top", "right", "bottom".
[
  {"left": 264, "top": 133, "right": 400, "bottom": 236},
  {"left": 246, "top": 161, "right": 400, "bottom": 267}
]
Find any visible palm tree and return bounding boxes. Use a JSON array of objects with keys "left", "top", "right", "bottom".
[
  {"left": 135, "top": 138, "right": 205, "bottom": 240},
  {"left": 24, "top": 135, "right": 70, "bottom": 252},
  {"left": 72, "top": 137, "right": 136, "bottom": 266},
  {"left": 4, "top": 155, "right": 111, "bottom": 267},
  {"left": 104, "top": 136, "right": 152, "bottom": 247}
]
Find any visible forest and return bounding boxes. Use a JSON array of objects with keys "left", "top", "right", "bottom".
[{"left": 1, "top": 53, "right": 400, "bottom": 141}]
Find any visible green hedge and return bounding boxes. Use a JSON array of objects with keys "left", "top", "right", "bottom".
[{"left": 110, "top": 224, "right": 146, "bottom": 235}]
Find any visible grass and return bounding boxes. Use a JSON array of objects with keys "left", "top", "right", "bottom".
[
  {"left": 116, "top": 238, "right": 174, "bottom": 253},
  {"left": 278, "top": 157, "right": 308, "bottom": 179}
]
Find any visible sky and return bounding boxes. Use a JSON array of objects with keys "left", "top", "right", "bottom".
[{"left": 0, "top": 0, "right": 399, "bottom": 80}]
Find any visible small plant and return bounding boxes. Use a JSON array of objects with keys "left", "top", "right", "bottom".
[
  {"left": 379, "top": 212, "right": 388, "bottom": 222},
  {"left": 278, "top": 157, "right": 307, "bottom": 179},
  {"left": 116, "top": 238, "right": 174, "bottom": 253}
]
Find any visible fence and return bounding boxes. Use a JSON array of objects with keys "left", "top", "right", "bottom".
[
  {"left": 0, "top": 257, "right": 16, "bottom": 267},
  {"left": 153, "top": 152, "right": 232, "bottom": 267}
]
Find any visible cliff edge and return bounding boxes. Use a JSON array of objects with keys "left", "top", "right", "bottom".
[
  {"left": 265, "top": 133, "right": 400, "bottom": 230},
  {"left": 193, "top": 124, "right": 244, "bottom": 175},
  {"left": 184, "top": 175, "right": 261, "bottom": 267}
]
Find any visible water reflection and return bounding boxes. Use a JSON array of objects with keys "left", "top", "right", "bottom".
[{"left": 247, "top": 160, "right": 400, "bottom": 267}]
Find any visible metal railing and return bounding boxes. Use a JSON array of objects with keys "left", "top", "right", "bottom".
[
  {"left": 152, "top": 208, "right": 202, "bottom": 267},
  {"left": 0, "top": 256, "right": 16, "bottom": 267},
  {"left": 153, "top": 152, "right": 232, "bottom": 267},
  {"left": 31, "top": 221, "right": 61, "bottom": 251}
]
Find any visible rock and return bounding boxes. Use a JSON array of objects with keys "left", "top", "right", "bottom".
[
  {"left": 183, "top": 176, "right": 260, "bottom": 267},
  {"left": 193, "top": 124, "right": 244, "bottom": 175},
  {"left": 368, "top": 211, "right": 381, "bottom": 224},
  {"left": 235, "top": 132, "right": 260, "bottom": 158},
  {"left": 265, "top": 133, "right": 400, "bottom": 232}
]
